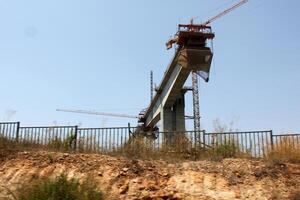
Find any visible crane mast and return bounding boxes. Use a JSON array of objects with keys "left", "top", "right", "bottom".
[{"left": 192, "top": 72, "right": 201, "bottom": 131}]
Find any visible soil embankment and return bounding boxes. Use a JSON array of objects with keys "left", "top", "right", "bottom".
[{"left": 0, "top": 151, "right": 299, "bottom": 200}]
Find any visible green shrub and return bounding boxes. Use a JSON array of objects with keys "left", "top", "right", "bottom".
[
  {"left": 214, "top": 140, "right": 240, "bottom": 158},
  {"left": 17, "top": 174, "right": 104, "bottom": 200}
]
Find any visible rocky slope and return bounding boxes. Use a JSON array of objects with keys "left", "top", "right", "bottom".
[{"left": 0, "top": 151, "right": 299, "bottom": 200}]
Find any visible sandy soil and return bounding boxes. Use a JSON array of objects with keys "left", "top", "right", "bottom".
[{"left": 0, "top": 151, "right": 299, "bottom": 200}]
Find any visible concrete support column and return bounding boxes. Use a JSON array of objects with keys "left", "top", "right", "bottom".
[
  {"left": 160, "top": 107, "right": 173, "bottom": 132},
  {"left": 160, "top": 92, "right": 186, "bottom": 144},
  {"left": 160, "top": 107, "right": 173, "bottom": 144},
  {"left": 173, "top": 93, "right": 185, "bottom": 132}
]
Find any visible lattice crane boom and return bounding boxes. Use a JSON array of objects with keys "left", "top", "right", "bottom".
[
  {"left": 204, "top": 0, "right": 248, "bottom": 25},
  {"left": 56, "top": 108, "right": 139, "bottom": 119}
]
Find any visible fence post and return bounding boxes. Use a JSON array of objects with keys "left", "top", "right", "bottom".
[
  {"left": 128, "top": 123, "right": 132, "bottom": 137},
  {"left": 16, "top": 122, "right": 20, "bottom": 142},
  {"left": 73, "top": 126, "right": 78, "bottom": 152},
  {"left": 203, "top": 130, "right": 206, "bottom": 148},
  {"left": 270, "top": 130, "right": 274, "bottom": 150}
]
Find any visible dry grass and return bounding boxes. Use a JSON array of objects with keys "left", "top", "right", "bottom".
[
  {"left": 111, "top": 134, "right": 160, "bottom": 159},
  {"left": 266, "top": 138, "right": 300, "bottom": 164},
  {"left": 208, "top": 139, "right": 251, "bottom": 161},
  {"left": 0, "top": 135, "right": 18, "bottom": 149},
  {"left": 1, "top": 131, "right": 300, "bottom": 163},
  {"left": 0, "top": 133, "right": 77, "bottom": 152},
  {"left": 47, "top": 135, "right": 76, "bottom": 152},
  {"left": 0, "top": 132, "right": 250, "bottom": 162},
  {"left": 110, "top": 133, "right": 250, "bottom": 161},
  {"left": 0, "top": 135, "right": 28, "bottom": 161}
]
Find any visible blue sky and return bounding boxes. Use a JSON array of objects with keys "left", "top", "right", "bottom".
[{"left": 0, "top": 0, "right": 299, "bottom": 134}]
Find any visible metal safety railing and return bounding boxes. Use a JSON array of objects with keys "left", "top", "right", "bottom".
[
  {"left": 272, "top": 134, "right": 300, "bottom": 149},
  {"left": 77, "top": 127, "right": 137, "bottom": 153},
  {"left": 0, "top": 122, "right": 20, "bottom": 141},
  {"left": 204, "top": 130, "right": 273, "bottom": 157},
  {"left": 0, "top": 122, "right": 299, "bottom": 157}
]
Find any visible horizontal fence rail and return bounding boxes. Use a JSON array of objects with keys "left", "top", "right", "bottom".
[{"left": 0, "top": 122, "right": 300, "bottom": 157}]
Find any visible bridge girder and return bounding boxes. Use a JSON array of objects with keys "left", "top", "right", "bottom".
[{"left": 143, "top": 47, "right": 213, "bottom": 132}]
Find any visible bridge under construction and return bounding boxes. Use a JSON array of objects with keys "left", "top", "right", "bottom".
[
  {"left": 141, "top": 23, "right": 214, "bottom": 133},
  {"left": 57, "top": 0, "right": 248, "bottom": 133},
  {"left": 140, "top": 0, "right": 248, "bottom": 132}
]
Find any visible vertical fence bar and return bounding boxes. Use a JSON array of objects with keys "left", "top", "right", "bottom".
[
  {"left": 3, "top": 124, "right": 6, "bottom": 137},
  {"left": 270, "top": 130, "right": 274, "bottom": 151},
  {"left": 202, "top": 130, "right": 206, "bottom": 148},
  {"left": 73, "top": 126, "right": 78, "bottom": 152},
  {"left": 15, "top": 122, "right": 20, "bottom": 142},
  {"left": 128, "top": 123, "right": 131, "bottom": 138}
]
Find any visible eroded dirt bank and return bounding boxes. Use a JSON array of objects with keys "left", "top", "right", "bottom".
[{"left": 0, "top": 151, "right": 299, "bottom": 200}]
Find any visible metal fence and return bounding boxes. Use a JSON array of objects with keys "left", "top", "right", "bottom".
[
  {"left": 18, "top": 126, "right": 77, "bottom": 147},
  {"left": 0, "top": 122, "right": 137, "bottom": 152},
  {"left": 204, "top": 130, "right": 273, "bottom": 157},
  {"left": 77, "top": 127, "right": 136, "bottom": 152},
  {"left": 0, "top": 122, "right": 20, "bottom": 140},
  {"left": 272, "top": 134, "right": 300, "bottom": 149},
  {"left": 0, "top": 122, "right": 300, "bottom": 157}
]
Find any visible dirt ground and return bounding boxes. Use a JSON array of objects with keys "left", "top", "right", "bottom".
[{"left": 0, "top": 151, "right": 299, "bottom": 200}]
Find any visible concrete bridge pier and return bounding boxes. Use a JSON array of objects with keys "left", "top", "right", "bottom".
[{"left": 161, "top": 92, "right": 185, "bottom": 144}]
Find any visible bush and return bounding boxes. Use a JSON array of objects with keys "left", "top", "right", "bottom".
[
  {"left": 113, "top": 132, "right": 210, "bottom": 161},
  {"left": 17, "top": 174, "right": 104, "bottom": 200},
  {"left": 115, "top": 134, "right": 156, "bottom": 159},
  {"left": 161, "top": 133, "right": 192, "bottom": 152},
  {"left": 208, "top": 118, "right": 250, "bottom": 159},
  {"left": 47, "top": 135, "right": 76, "bottom": 152},
  {"left": 214, "top": 140, "right": 240, "bottom": 158}
]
